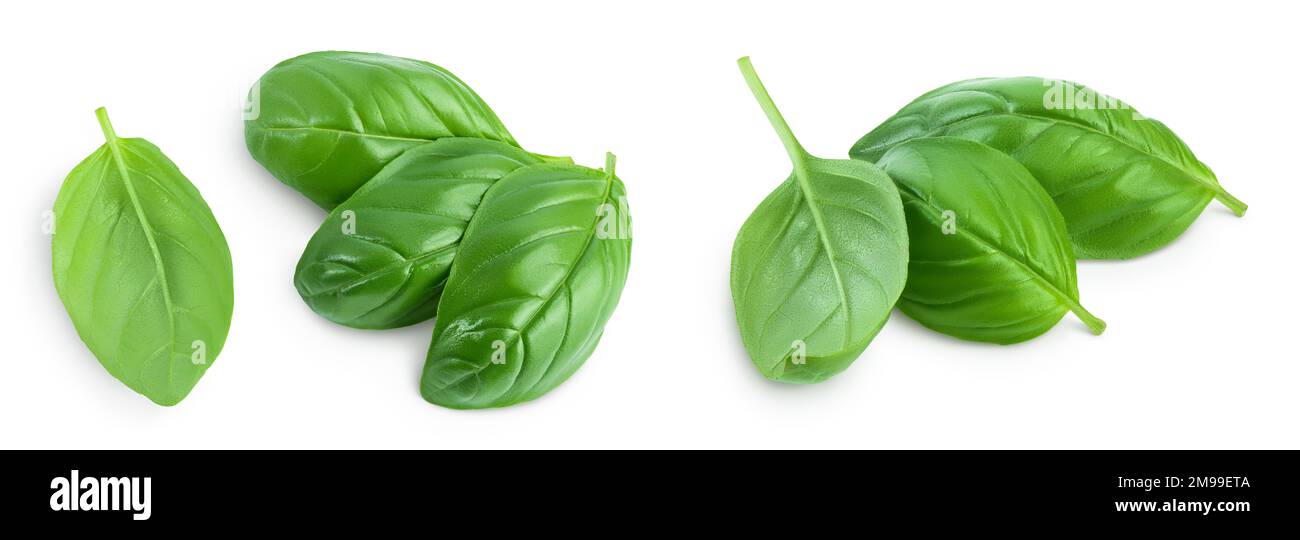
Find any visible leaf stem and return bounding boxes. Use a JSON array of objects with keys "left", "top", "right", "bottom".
[
  {"left": 604, "top": 152, "right": 617, "bottom": 178},
  {"left": 1215, "top": 189, "right": 1248, "bottom": 217},
  {"left": 95, "top": 107, "right": 118, "bottom": 142},
  {"left": 1066, "top": 298, "right": 1107, "bottom": 336},
  {"left": 737, "top": 57, "right": 806, "bottom": 169}
]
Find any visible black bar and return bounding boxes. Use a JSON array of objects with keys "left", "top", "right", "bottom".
[{"left": 2, "top": 450, "right": 1291, "bottom": 527}]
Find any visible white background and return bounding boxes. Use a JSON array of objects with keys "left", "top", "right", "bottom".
[{"left": 2, "top": 0, "right": 1295, "bottom": 449}]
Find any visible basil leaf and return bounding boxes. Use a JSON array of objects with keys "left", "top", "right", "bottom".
[
  {"left": 52, "top": 109, "right": 235, "bottom": 405},
  {"left": 730, "top": 58, "right": 909, "bottom": 383},
  {"left": 850, "top": 77, "right": 1247, "bottom": 259},
  {"left": 421, "top": 155, "right": 631, "bottom": 409},
  {"left": 294, "top": 138, "right": 540, "bottom": 329},
  {"left": 876, "top": 137, "right": 1106, "bottom": 344},
  {"left": 245, "top": 51, "right": 528, "bottom": 209}
]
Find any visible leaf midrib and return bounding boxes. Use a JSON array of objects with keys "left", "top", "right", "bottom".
[
  {"left": 105, "top": 137, "right": 178, "bottom": 392},
  {"left": 303, "top": 242, "right": 457, "bottom": 298},
  {"left": 895, "top": 187, "right": 1086, "bottom": 317},
  {"left": 791, "top": 156, "right": 853, "bottom": 352},
  {"left": 886, "top": 104, "right": 1227, "bottom": 200},
  {"left": 427, "top": 172, "right": 617, "bottom": 401},
  {"left": 259, "top": 126, "right": 433, "bottom": 144}
]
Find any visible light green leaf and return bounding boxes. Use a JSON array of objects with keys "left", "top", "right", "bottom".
[
  {"left": 53, "top": 108, "right": 234, "bottom": 405},
  {"left": 730, "top": 58, "right": 909, "bottom": 383}
]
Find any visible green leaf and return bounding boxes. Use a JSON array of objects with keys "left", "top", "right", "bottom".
[
  {"left": 52, "top": 108, "right": 235, "bottom": 406},
  {"left": 294, "top": 138, "right": 540, "bottom": 329},
  {"left": 420, "top": 155, "right": 632, "bottom": 409},
  {"left": 875, "top": 137, "right": 1105, "bottom": 344},
  {"left": 730, "top": 57, "right": 909, "bottom": 384},
  {"left": 850, "top": 77, "right": 1247, "bottom": 259},
  {"left": 245, "top": 51, "right": 540, "bottom": 209}
]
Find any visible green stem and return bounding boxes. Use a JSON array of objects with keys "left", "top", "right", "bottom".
[
  {"left": 604, "top": 152, "right": 617, "bottom": 178},
  {"left": 1066, "top": 298, "right": 1107, "bottom": 336},
  {"left": 737, "top": 57, "right": 807, "bottom": 170},
  {"left": 95, "top": 107, "right": 118, "bottom": 142},
  {"left": 738, "top": 57, "right": 856, "bottom": 348},
  {"left": 1215, "top": 189, "right": 1248, "bottom": 217}
]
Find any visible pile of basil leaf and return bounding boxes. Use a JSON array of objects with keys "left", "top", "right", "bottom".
[
  {"left": 731, "top": 57, "right": 1247, "bottom": 384},
  {"left": 246, "top": 51, "right": 632, "bottom": 409}
]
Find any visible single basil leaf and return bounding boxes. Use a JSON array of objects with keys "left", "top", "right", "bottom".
[
  {"left": 420, "top": 155, "right": 631, "bottom": 409},
  {"left": 52, "top": 109, "right": 235, "bottom": 406},
  {"left": 294, "top": 138, "right": 540, "bottom": 329},
  {"left": 245, "top": 51, "right": 529, "bottom": 209},
  {"left": 876, "top": 137, "right": 1105, "bottom": 344},
  {"left": 850, "top": 77, "right": 1247, "bottom": 259},
  {"left": 730, "top": 57, "right": 909, "bottom": 384}
]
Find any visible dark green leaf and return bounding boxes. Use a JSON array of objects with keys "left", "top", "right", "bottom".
[
  {"left": 294, "top": 138, "right": 540, "bottom": 329},
  {"left": 876, "top": 137, "right": 1105, "bottom": 344},
  {"left": 851, "top": 77, "right": 1247, "bottom": 259},
  {"left": 245, "top": 51, "right": 529, "bottom": 209},
  {"left": 52, "top": 108, "right": 235, "bottom": 405},
  {"left": 421, "top": 155, "right": 631, "bottom": 409},
  {"left": 730, "top": 58, "right": 909, "bottom": 383}
]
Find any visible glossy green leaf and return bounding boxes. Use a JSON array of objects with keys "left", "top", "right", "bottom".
[
  {"left": 245, "top": 51, "right": 526, "bottom": 209},
  {"left": 730, "top": 58, "right": 909, "bottom": 384},
  {"left": 876, "top": 137, "right": 1105, "bottom": 344},
  {"left": 851, "top": 77, "right": 1247, "bottom": 259},
  {"left": 294, "top": 138, "right": 540, "bottom": 329},
  {"left": 421, "top": 155, "right": 632, "bottom": 409},
  {"left": 52, "top": 109, "right": 234, "bottom": 405}
]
